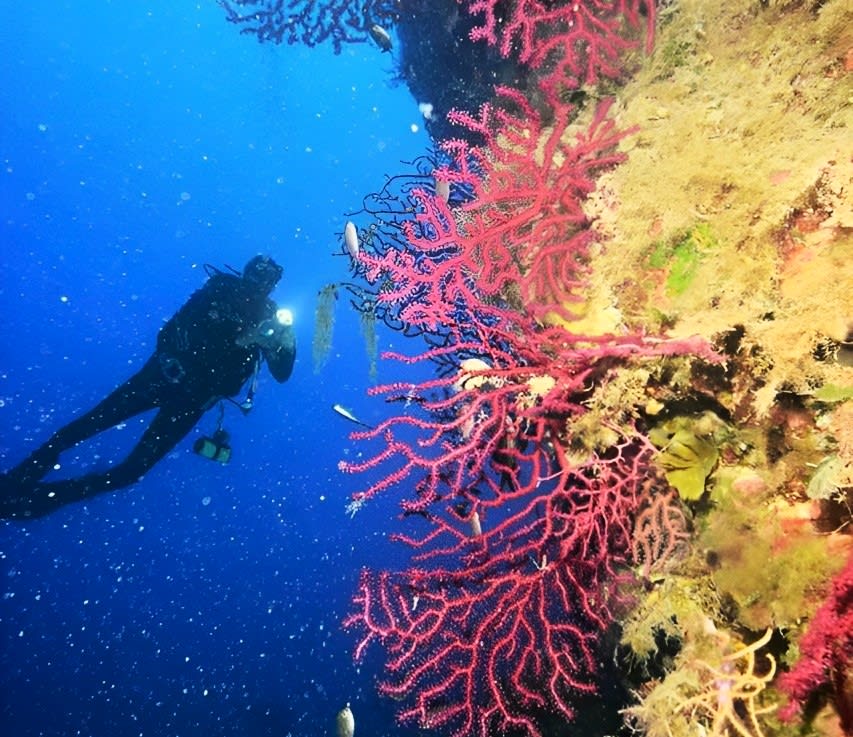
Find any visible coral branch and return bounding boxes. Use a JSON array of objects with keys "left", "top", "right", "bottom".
[
  {"left": 354, "top": 87, "right": 635, "bottom": 333},
  {"left": 461, "top": 0, "right": 656, "bottom": 99},
  {"left": 631, "top": 488, "right": 692, "bottom": 580},
  {"left": 778, "top": 551, "right": 853, "bottom": 729},
  {"left": 340, "top": 77, "right": 718, "bottom": 737},
  {"left": 345, "top": 435, "right": 655, "bottom": 737},
  {"left": 338, "top": 15, "right": 719, "bottom": 735},
  {"left": 218, "top": 0, "right": 399, "bottom": 52}
]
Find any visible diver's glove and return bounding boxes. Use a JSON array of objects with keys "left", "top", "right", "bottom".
[{"left": 236, "top": 309, "right": 294, "bottom": 351}]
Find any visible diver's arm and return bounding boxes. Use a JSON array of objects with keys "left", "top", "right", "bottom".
[
  {"left": 261, "top": 324, "right": 295, "bottom": 383},
  {"left": 235, "top": 314, "right": 296, "bottom": 383}
]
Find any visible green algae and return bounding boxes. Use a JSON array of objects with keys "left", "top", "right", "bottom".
[
  {"left": 645, "top": 223, "right": 718, "bottom": 297},
  {"left": 650, "top": 414, "right": 721, "bottom": 501}
]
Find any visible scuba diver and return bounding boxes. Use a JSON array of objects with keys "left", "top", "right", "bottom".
[{"left": 0, "top": 255, "right": 296, "bottom": 520}]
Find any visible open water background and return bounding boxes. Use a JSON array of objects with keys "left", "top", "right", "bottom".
[{"left": 0, "top": 2, "right": 432, "bottom": 735}]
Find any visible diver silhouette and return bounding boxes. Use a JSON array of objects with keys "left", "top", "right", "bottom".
[{"left": 0, "top": 255, "right": 296, "bottom": 519}]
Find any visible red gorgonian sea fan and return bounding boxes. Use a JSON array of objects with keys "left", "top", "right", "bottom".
[
  {"left": 340, "top": 322, "right": 714, "bottom": 737},
  {"left": 461, "top": 0, "right": 656, "bottom": 99},
  {"left": 345, "top": 431, "right": 658, "bottom": 737},
  {"left": 340, "top": 84, "right": 718, "bottom": 736},
  {"left": 218, "top": 0, "right": 400, "bottom": 52},
  {"left": 356, "top": 85, "right": 630, "bottom": 332},
  {"left": 778, "top": 551, "right": 853, "bottom": 730}
]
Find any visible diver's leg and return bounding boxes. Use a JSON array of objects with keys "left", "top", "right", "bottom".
[
  {"left": 3, "top": 359, "right": 161, "bottom": 486},
  {"left": 97, "top": 403, "right": 204, "bottom": 489},
  {"left": 1, "top": 404, "right": 204, "bottom": 519}
]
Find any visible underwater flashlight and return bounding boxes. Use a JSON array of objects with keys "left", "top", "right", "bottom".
[{"left": 275, "top": 307, "right": 293, "bottom": 326}]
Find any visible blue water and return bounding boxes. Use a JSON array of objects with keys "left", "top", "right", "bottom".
[{"left": 0, "top": 3, "right": 431, "bottom": 735}]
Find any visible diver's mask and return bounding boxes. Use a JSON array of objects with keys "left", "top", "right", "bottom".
[{"left": 193, "top": 428, "right": 232, "bottom": 464}]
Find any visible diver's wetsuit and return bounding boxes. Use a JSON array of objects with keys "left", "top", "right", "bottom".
[{"left": 1, "top": 263, "right": 295, "bottom": 519}]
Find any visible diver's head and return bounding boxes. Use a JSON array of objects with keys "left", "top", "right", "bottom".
[{"left": 243, "top": 255, "right": 283, "bottom": 294}]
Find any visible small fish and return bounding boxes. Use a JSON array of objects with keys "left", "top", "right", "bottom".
[
  {"left": 336, "top": 703, "right": 355, "bottom": 737},
  {"left": 333, "top": 403, "right": 373, "bottom": 430},
  {"left": 469, "top": 510, "right": 482, "bottom": 537},
  {"left": 369, "top": 24, "right": 392, "bottom": 53},
  {"left": 343, "top": 221, "right": 359, "bottom": 259},
  {"left": 434, "top": 176, "right": 450, "bottom": 204}
]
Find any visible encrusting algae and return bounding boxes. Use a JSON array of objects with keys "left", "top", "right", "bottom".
[{"left": 570, "top": 0, "right": 852, "bottom": 733}]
